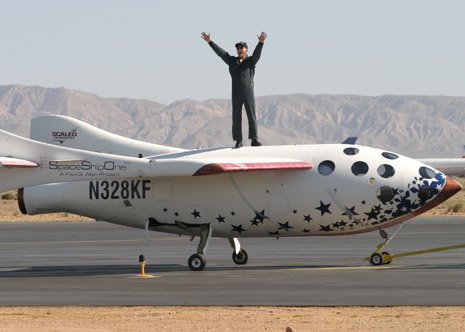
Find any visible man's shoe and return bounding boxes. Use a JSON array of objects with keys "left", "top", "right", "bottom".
[
  {"left": 235, "top": 140, "right": 243, "bottom": 148},
  {"left": 251, "top": 139, "right": 262, "bottom": 147}
]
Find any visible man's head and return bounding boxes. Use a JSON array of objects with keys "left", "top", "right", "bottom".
[{"left": 235, "top": 41, "right": 248, "bottom": 59}]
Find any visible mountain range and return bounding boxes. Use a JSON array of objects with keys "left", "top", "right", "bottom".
[{"left": 1, "top": 84, "right": 464, "bottom": 158}]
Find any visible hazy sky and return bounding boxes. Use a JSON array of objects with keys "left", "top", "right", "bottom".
[{"left": 1, "top": 0, "right": 464, "bottom": 104}]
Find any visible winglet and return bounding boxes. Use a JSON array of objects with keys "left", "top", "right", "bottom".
[
  {"left": 194, "top": 162, "right": 313, "bottom": 176},
  {"left": 342, "top": 137, "right": 358, "bottom": 144}
]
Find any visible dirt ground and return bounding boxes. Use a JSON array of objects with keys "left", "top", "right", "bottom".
[
  {"left": 0, "top": 306, "right": 464, "bottom": 331},
  {"left": 1, "top": 185, "right": 465, "bottom": 331}
]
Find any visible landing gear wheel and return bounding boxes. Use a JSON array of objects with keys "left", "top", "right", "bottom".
[
  {"left": 382, "top": 251, "right": 392, "bottom": 265},
  {"left": 232, "top": 249, "right": 249, "bottom": 265},
  {"left": 369, "top": 252, "right": 384, "bottom": 266},
  {"left": 188, "top": 254, "right": 206, "bottom": 271}
]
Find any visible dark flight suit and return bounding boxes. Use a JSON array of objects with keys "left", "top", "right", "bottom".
[{"left": 208, "top": 41, "right": 264, "bottom": 141}]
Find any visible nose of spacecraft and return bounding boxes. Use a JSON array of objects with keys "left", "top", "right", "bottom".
[{"left": 413, "top": 176, "right": 462, "bottom": 217}]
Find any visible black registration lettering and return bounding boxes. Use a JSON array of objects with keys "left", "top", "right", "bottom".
[{"left": 89, "top": 180, "right": 151, "bottom": 200}]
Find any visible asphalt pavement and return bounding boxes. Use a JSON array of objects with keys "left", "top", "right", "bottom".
[{"left": 1, "top": 218, "right": 464, "bottom": 305}]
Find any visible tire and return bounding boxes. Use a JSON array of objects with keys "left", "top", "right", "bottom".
[
  {"left": 188, "top": 254, "right": 206, "bottom": 271},
  {"left": 369, "top": 253, "right": 384, "bottom": 266},
  {"left": 232, "top": 249, "right": 249, "bottom": 265}
]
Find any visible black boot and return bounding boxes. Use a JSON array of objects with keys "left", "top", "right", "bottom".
[
  {"left": 251, "top": 139, "right": 262, "bottom": 147},
  {"left": 235, "top": 140, "right": 243, "bottom": 148}
]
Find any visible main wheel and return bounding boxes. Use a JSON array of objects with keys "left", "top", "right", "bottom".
[
  {"left": 232, "top": 249, "right": 249, "bottom": 265},
  {"left": 369, "top": 252, "right": 384, "bottom": 266},
  {"left": 188, "top": 254, "right": 206, "bottom": 271}
]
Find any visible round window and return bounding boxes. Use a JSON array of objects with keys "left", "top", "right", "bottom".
[
  {"left": 318, "top": 160, "right": 335, "bottom": 176},
  {"left": 343, "top": 147, "right": 359, "bottom": 156},
  {"left": 377, "top": 164, "right": 395, "bottom": 178},
  {"left": 377, "top": 186, "right": 395, "bottom": 202},
  {"left": 382, "top": 152, "right": 399, "bottom": 160},
  {"left": 419, "top": 166, "right": 436, "bottom": 179},
  {"left": 351, "top": 161, "right": 369, "bottom": 176}
]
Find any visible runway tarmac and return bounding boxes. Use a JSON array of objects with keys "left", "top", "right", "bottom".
[{"left": 1, "top": 218, "right": 465, "bottom": 305}]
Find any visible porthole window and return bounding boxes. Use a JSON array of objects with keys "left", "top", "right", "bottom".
[
  {"left": 377, "top": 186, "right": 395, "bottom": 202},
  {"left": 351, "top": 161, "right": 369, "bottom": 176},
  {"left": 382, "top": 152, "right": 399, "bottom": 160},
  {"left": 318, "top": 160, "right": 335, "bottom": 176},
  {"left": 418, "top": 187, "right": 435, "bottom": 201},
  {"left": 343, "top": 147, "right": 359, "bottom": 156},
  {"left": 377, "top": 164, "right": 395, "bottom": 178},
  {"left": 419, "top": 166, "right": 436, "bottom": 179}
]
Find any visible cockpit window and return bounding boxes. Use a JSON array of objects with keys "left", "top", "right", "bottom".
[
  {"left": 377, "top": 186, "right": 395, "bottom": 202},
  {"left": 377, "top": 164, "right": 395, "bottom": 178},
  {"left": 343, "top": 147, "right": 359, "bottom": 156},
  {"left": 382, "top": 152, "right": 399, "bottom": 160},
  {"left": 351, "top": 161, "right": 369, "bottom": 176},
  {"left": 419, "top": 166, "right": 436, "bottom": 179},
  {"left": 318, "top": 160, "right": 335, "bottom": 176}
]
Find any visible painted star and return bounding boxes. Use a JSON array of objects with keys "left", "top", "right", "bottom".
[
  {"left": 230, "top": 211, "right": 236, "bottom": 216},
  {"left": 319, "top": 224, "right": 334, "bottom": 232},
  {"left": 292, "top": 209, "right": 298, "bottom": 214},
  {"left": 332, "top": 222, "right": 341, "bottom": 228},
  {"left": 174, "top": 212, "right": 179, "bottom": 217},
  {"left": 364, "top": 207, "right": 379, "bottom": 221},
  {"left": 250, "top": 218, "right": 260, "bottom": 226},
  {"left": 191, "top": 209, "right": 201, "bottom": 219},
  {"left": 303, "top": 214, "right": 313, "bottom": 223},
  {"left": 253, "top": 210, "right": 268, "bottom": 224},
  {"left": 316, "top": 201, "right": 332, "bottom": 216},
  {"left": 216, "top": 215, "right": 226, "bottom": 223},
  {"left": 361, "top": 200, "right": 366, "bottom": 205},
  {"left": 231, "top": 224, "right": 246, "bottom": 234},
  {"left": 268, "top": 231, "right": 280, "bottom": 236},
  {"left": 278, "top": 221, "right": 294, "bottom": 232},
  {"left": 303, "top": 229, "right": 310, "bottom": 233},
  {"left": 163, "top": 207, "right": 168, "bottom": 212},
  {"left": 342, "top": 206, "right": 359, "bottom": 218}
]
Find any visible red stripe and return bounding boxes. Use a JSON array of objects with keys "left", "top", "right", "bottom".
[{"left": 194, "top": 162, "right": 313, "bottom": 176}]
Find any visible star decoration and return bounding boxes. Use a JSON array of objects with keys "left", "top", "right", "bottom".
[
  {"left": 278, "top": 221, "right": 293, "bottom": 232},
  {"left": 253, "top": 210, "right": 268, "bottom": 224},
  {"left": 292, "top": 209, "right": 298, "bottom": 214},
  {"left": 191, "top": 209, "right": 201, "bottom": 219},
  {"left": 268, "top": 231, "right": 280, "bottom": 236},
  {"left": 364, "top": 207, "right": 379, "bottom": 221},
  {"left": 361, "top": 200, "right": 366, "bottom": 205},
  {"left": 303, "top": 229, "right": 310, "bottom": 233},
  {"left": 163, "top": 207, "right": 168, "bottom": 212},
  {"left": 216, "top": 215, "right": 226, "bottom": 223},
  {"left": 316, "top": 201, "right": 332, "bottom": 216},
  {"left": 342, "top": 206, "right": 359, "bottom": 219},
  {"left": 303, "top": 214, "right": 313, "bottom": 223},
  {"left": 231, "top": 224, "right": 246, "bottom": 234},
  {"left": 250, "top": 218, "right": 260, "bottom": 226},
  {"left": 230, "top": 211, "right": 236, "bottom": 216},
  {"left": 319, "top": 224, "right": 334, "bottom": 232},
  {"left": 174, "top": 212, "right": 179, "bottom": 217}
]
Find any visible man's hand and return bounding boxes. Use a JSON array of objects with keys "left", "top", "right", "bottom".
[
  {"left": 201, "top": 32, "right": 211, "bottom": 43},
  {"left": 258, "top": 31, "right": 267, "bottom": 43}
]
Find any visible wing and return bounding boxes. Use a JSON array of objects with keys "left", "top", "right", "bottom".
[{"left": 0, "top": 129, "right": 313, "bottom": 193}]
